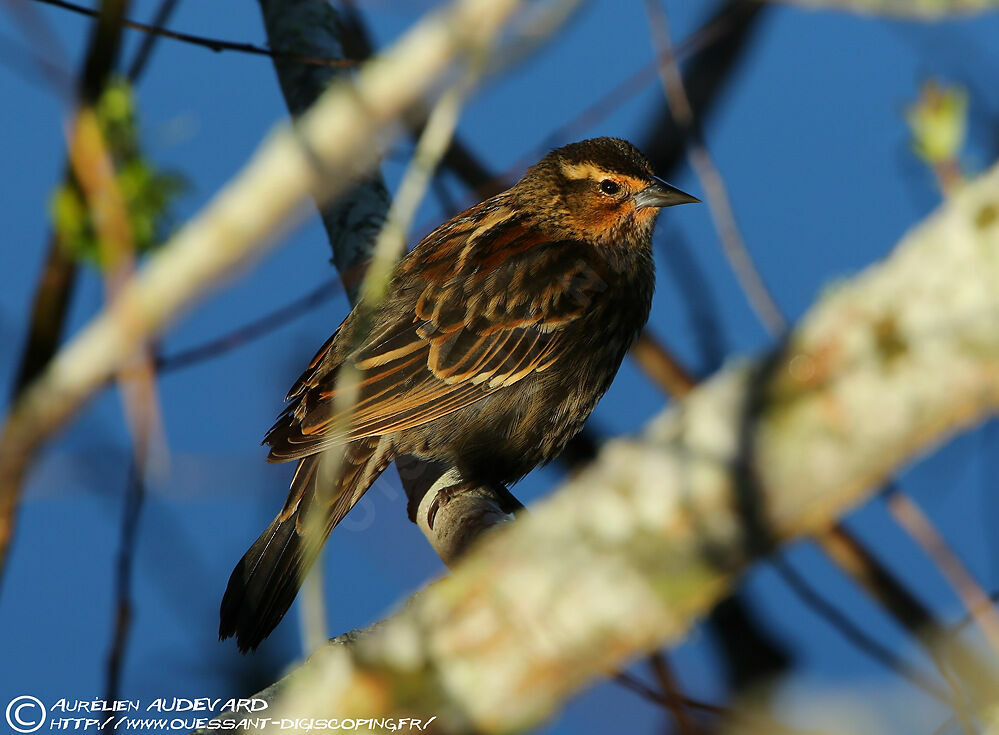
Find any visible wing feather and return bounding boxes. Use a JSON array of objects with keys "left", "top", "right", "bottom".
[{"left": 265, "top": 202, "right": 607, "bottom": 463}]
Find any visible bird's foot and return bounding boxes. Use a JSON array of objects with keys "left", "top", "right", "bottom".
[{"left": 427, "top": 480, "right": 470, "bottom": 531}]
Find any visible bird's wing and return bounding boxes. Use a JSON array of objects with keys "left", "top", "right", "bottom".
[{"left": 265, "top": 207, "right": 609, "bottom": 462}]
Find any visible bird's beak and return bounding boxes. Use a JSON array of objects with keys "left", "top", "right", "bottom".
[{"left": 632, "top": 176, "right": 700, "bottom": 209}]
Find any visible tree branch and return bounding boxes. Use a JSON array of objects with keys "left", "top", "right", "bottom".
[
  {"left": 257, "top": 0, "right": 387, "bottom": 301},
  {"left": 0, "top": 0, "right": 539, "bottom": 580},
  {"left": 198, "top": 158, "right": 999, "bottom": 734},
  {"left": 764, "top": 0, "right": 999, "bottom": 18},
  {"left": 30, "top": 0, "right": 357, "bottom": 69}
]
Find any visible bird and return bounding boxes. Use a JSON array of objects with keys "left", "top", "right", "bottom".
[{"left": 219, "top": 137, "right": 699, "bottom": 652}]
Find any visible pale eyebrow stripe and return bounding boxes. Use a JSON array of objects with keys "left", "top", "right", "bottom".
[
  {"left": 558, "top": 162, "right": 648, "bottom": 191},
  {"left": 559, "top": 161, "right": 603, "bottom": 180}
]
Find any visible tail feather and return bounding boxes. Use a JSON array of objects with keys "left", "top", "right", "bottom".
[
  {"left": 219, "top": 510, "right": 311, "bottom": 652},
  {"left": 220, "top": 439, "right": 392, "bottom": 652}
]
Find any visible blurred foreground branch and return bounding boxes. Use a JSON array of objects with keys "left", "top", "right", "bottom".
[
  {"left": 199, "top": 160, "right": 999, "bottom": 733},
  {"left": 764, "top": 0, "right": 999, "bottom": 18},
  {"left": 0, "top": 0, "right": 534, "bottom": 580}
]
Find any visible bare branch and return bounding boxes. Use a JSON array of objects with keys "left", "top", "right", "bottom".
[
  {"left": 817, "top": 522, "right": 999, "bottom": 709},
  {"left": 29, "top": 0, "right": 357, "bottom": 69},
  {"left": 497, "top": 1, "right": 757, "bottom": 184},
  {"left": 644, "top": 0, "right": 786, "bottom": 336},
  {"left": 768, "top": 555, "right": 950, "bottom": 700},
  {"left": 887, "top": 490, "right": 999, "bottom": 654},
  {"left": 156, "top": 280, "right": 341, "bottom": 374},
  {"left": 648, "top": 651, "right": 702, "bottom": 734},
  {"left": 125, "top": 0, "right": 181, "bottom": 82}
]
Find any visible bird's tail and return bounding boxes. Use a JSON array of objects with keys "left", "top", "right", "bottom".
[{"left": 219, "top": 438, "right": 392, "bottom": 652}]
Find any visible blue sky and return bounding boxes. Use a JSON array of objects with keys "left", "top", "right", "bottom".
[{"left": 2, "top": 1, "right": 999, "bottom": 734}]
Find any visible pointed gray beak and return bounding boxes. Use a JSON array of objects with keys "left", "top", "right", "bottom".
[{"left": 633, "top": 176, "right": 700, "bottom": 209}]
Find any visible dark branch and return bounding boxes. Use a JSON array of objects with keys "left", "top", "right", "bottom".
[
  {"left": 125, "top": 0, "right": 181, "bottom": 82},
  {"left": 30, "top": 0, "right": 356, "bottom": 68},
  {"left": 640, "top": 0, "right": 768, "bottom": 173},
  {"left": 156, "top": 279, "right": 341, "bottom": 374},
  {"left": 104, "top": 459, "right": 147, "bottom": 705}
]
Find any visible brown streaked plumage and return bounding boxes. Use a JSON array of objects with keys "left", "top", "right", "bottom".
[{"left": 219, "top": 137, "right": 698, "bottom": 651}]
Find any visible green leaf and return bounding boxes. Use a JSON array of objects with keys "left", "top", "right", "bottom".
[{"left": 48, "top": 77, "right": 186, "bottom": 268}]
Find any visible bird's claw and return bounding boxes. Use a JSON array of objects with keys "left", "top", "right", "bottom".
[{"left": 427, "top": 482, "right": 465, "bottom": 531}]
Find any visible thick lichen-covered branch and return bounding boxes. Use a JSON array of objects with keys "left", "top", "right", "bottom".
[
  {"left": 0, "top": 0, "right": 531, "bottom": 576},
  {"left": 210, "top": 163, "right": 999, "bottom": 734}
]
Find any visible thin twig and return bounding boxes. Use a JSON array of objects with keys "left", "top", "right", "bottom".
[
  {"left": 6, "top": 0, "right": 128, "bottom": 396},
  {"left": 817, "top": 523, "right": 984, "bottom": 734},
  {"left": 613, "top": 671, "right": 833, "bottom": 735},
  {"left": 887, "top": 490, "right": 999, "bottom": 655},
  {"left": 336, "top": 1, "right": 505, "bottom": 206},
  {"left": 0, "top": 27, "right": 73, "bottom": 93},
  {"left": 156, "top": 279, "right": 341, "bottom": 374},
  {"left": 643, "top": 0, "right": 786, "bottom": 337},
  {"left": 640, "top": 1, "right": 768, "bottom": 180},
  {"left": 615, "top": 671, "right": 728, "bottom": 717},
  {"left": 648, "top": 651, "right": 700, "bottom": 735},
  {"left": 126, "top": 0, "right": 181, "bottom": 81},
  {"left": 105, "top": 459, "right": 147, "bottom": 705},
  {"left": 30, "top": 0, "right": 355, "bottom": 68},
  {"left": 498, "top": 0, "right": 749, "bottom": 185},
  {"left": 298, "top": 563, "right": 328, "bottom": 656},
  {"left": 9, "top": 233, "right": 79, "bottom": 399},
  {"left": 949, "top": 589, "right": 999, "bottom": 635},
  {"left": 0, "top": 0, "right": 73, "bottom": 93},
  {"left": 655, "top": 233, "right": 728, "bottom": 376},
  {"left": 76, "top": 0, "right": 128, "bottom": 103},
  {"left": 931, "top": 715, "right": 959, "bottom": 735},
  {"left": 631, "top": 330, "right": 697, "bottom": 396},
  {"left": 771, "top": 556, "right": 952, "bottom": 703}
]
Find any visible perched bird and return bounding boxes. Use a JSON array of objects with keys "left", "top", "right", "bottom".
[{"left": 220, "top": 137, "right": 698, "bottom": 651}]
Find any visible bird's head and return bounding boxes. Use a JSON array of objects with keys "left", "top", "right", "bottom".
[{"left": 516, "top": 137, "right": 699, "bottom": 246}]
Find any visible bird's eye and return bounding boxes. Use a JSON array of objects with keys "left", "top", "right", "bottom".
[{"left": 599, "top": 179, "right": 621, "bottom": 196}]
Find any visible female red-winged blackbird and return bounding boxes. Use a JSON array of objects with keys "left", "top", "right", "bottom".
[{"left": 220, "top": 137, "right": 698, "bottom": 651}]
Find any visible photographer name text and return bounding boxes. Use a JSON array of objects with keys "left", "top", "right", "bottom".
[{"left": 52, "top": 698, "right": 266, "bottom": 714}]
